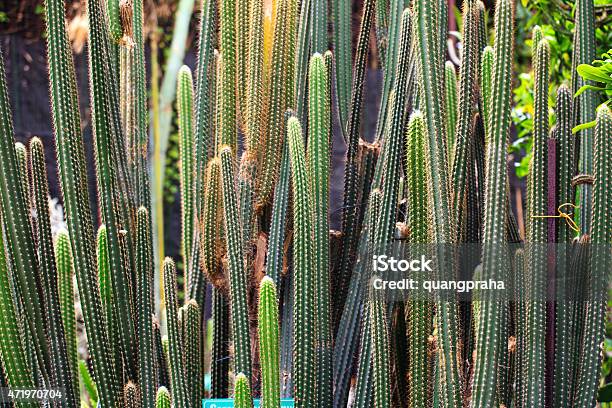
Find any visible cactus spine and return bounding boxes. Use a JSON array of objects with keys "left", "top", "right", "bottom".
[
  {"left": 259, "top": 276, "right": 281, "bottom": 407},
  {"left": 287, "top": 116, "right": 317, "bottom": 407},
  {"left": 219, "top": 146, "right": 253, "bottom": 380},
  {"left": 163, "top": 258, "right": 190, "bottom": 407}
]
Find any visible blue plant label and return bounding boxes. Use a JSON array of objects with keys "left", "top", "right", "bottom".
[{"left": 203, "top": 399, "right": 295, "bottom": 407}]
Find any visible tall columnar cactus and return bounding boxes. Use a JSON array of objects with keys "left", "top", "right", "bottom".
[
  {"left": 258, "top": 276, "right": 281, "bottom": 408},
  {"left": 0, "top": 212, "right": 34, "bottom": 392},
  {"left": 0, "top": 43, "right": 51, "bottom": 383},
  {"left": 155, "top": 386, "right": 171, "bottom": 408},
  {"left": 245, "top": 0, "right": 264, "bottom": 154},
  {"left": 335, "top": 0, "right": 376, "bottom": 323},
  {"left": 413, "top": 0, "right": 462, "bottom": 404},
  {"left": 370, "top": 282, "right": 391, "bottom": 408},
  {"left": 87, "top": 0, "right": 137, "bottom": 381},
  {"left": 574, "top": 105, "right": 612, "bottom": 406},
  {"left": 136, "top": 207, "right": 156, "bottom": 408},
  {"left": 219, "top": 0, "right": 236, "bottom": 151},
  {"left": 444, "top": 61, "right": 458, "bottom": 158},
  {"left": 522, "top": 36, "right": 550, "bottom": 408},
  {"left": 182, "top": 299, "right": 202, "bottom": 407},
  {"left": 198, "top": 158, "right": 225, "bottom": 292},
  {"left": 29, "top": 137, "right": 77, "bottom": 405},
  {"left": 234, "top": 373, "right": 253, "bottom": 408},
  {"left": 553, "top": 84, "right": 576, "bottom": 407},
  {"left": 571, "top": 0, "right": 597, "bottom": 235},
  {"left": 331, "top": 0, "right": 351, "bottom": 130},
  {"left": 219, "top": 146, "right": 253, "bottom": 380},
  {"left": 14, "top": 143, "right": 29, "bottom": 202},
  {"left": 405, "top": 111, "right": 433, "bottom": 408},
  {"left": 211, "top": 287, "right": 230, "bottom": 398},
  {"left": 287, "top": 116, "right": 317, "bottom": 407},
  {"left": 255, "top": 0, "right": 296, "bottom": 208},
  {"left": 54, "top": 230, "right": 79, "bottom": 399},
  {"left": 163, "top": 258, "right": 190, "bottom": 408},
  {"left": 479, "top": 46, "right": 494, "bottom": 141},
  {"left": 471, "top": 0, "right": 514, "bottom": 407},
  {"left": 306, "top": 53, "right": 332, "bottom": 406},
  {"left": 177, "top": 65, "right": 196, "bottom": 271}
]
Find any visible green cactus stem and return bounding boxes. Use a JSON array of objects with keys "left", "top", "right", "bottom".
[
  {"left": 245, "top": 0, "right": 264, "bottom": 154},
  {"left": 470, "top": 0, "right": 515, "bottom": 407},
  {"left": 219, "top": 0, "right": 236, "bottom": 151},
  {"left": 574, "top": 105, "right": 612, "bottom": 406},
  {"left": 479, "top": 46, "right": 494, "bottom": 142},
  {"left": 30, "top": 137, "right": 77, "bottom": 405},
  {"left": 182, "top": 299, "right": 202, "bottom": 407},
  {"left": 124, "top": 381, "right": 141, "bottom": 408},
  {"left": 55, "top": 230, "right": 79, "bottom": 399},
  {"left": 220, "top": 146, "right": 253, "bottom": 380},
  {"left": 286, "top": 116, "right": 316, "bottom": 407},
  {"left": 155, "top": 387, "right": 171, "bottom": 408},
  {"left": 444, "top": 61, "right": 458, "bottom": 158},
  {"left": 211, "top": 287, "right": 230, "bottom": 398},
  {"left": 258, "top": 276, "right": 281, "bottom": 408},
  {"left": 135, "top": 207, "right": 156, "bottom": 407},
  {"left": 370, "top": 282, "right": 391, "bottom": 408},
  {"left": 177, "top": 65, "right": 196, "bottom": 272},
  {"left": 163, "top": 258, "right": 190, "bottom": 408},
  {"left": 234, "top": 373, "right": 253, "bottom": 408},
  {"left": 331, "top": 0, "right": 351, "bottom": 130}
]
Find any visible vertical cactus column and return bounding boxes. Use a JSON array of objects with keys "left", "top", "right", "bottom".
[
  {"left": 479, "top": 46, "right": 494, "bottom": 142},
  {"left": 258, "top": 277, "right": 281, "bottom": 407},
  {"left": 574, "top": 105, "right": 612, "bottom": 406},
  {"left": 136, "top": 207, "right": 156, "bottom": 408},
  {"left": 471, "top": 0, "right": 514, "bottom": 407},
  {"left": 124, "top": 382, "right": 141, "bottom": 408},
  {"left": 522, "top": 35, "right": 549, "bottom": 408},
  {"left": 155, "top": 387, "right": 171, "bottom": 408},
  {"left": 211, "top": 287, "right": 230, "bottom": 398},
  {"left": 287, "top": 116, "right": 317, "bottom": 407},
  {"left": 55, "top": 230, "right": 79, "bottom": 399},
  {"left": 219, "top": 0, "right": 236, "bottom": 151},
  {"left": 182, "top": 299, "right": 202, "bottom": 407},
  {"left": 370, "top": 282, "right": 391, "bottom": 408},
  {"left": 177, "top": 65, "right": 196, "bottom": 272},
  {"left": 30, "top": 137, "right": 77, "bottom": 405},
  {"left": 444, "top": 61, "right": 458, "bottom": 159},
  {"left": 306, "top": 53, "right": 332, "bottom": 406},
  {"left": 163, "top": 258, "right": 190, "bottom": 408},
  {"left": 405, "top": 111, "right": 433, "bottom": 408},
  {"left": 219, "top": 146, "right": 253, "bottom": 380}
]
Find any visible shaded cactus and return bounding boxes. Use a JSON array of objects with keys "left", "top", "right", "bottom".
[
  {"left": 479, "top": 46, "right": 494, "bottom": 141},
  {"left": 444, "top": 61, "right": 458, "bottom": 158},
  {"left": 219, "top": 146, "right": 253, "bottom": 380},
  {"left": 370, "top": 282, "right": 391, "bottom": 408},
  {"left": 163, "top": 258, "right": 190, "bottom": 408},
  {"left": 258, "top": 276, "right": 281, "bottom": 407},
  {"left": 211, "top": 287, "right": 230, "bottom": 398},
  {"left": 124, "top": 381, "right": 141, "bottom": 408},
  {"left": 286, "top": 116, "right": 316, "bottom": 407},
  {"left": 136, "top": 207, "right": 156, "bottom": 408}
]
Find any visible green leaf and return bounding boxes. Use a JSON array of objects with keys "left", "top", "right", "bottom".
[
  {"left": 572, "top": 120, "right": 597, "bottom": 134},
  {"left": 598, "top": 382, "right": 612, "bottom": 403},
  {"left": 577, "top": 64, "right": 612, "bottom": 83}
]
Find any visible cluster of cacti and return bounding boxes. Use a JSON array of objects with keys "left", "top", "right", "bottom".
[{"left": 0, "top": 0, "right": 610, "bottom": 407}]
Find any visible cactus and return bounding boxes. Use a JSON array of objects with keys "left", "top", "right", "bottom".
[
  {"left": 444, "top": 61, "right": 458, "bottom": 157},
  {"left": 479, "top": 46, "right": 494, "bottom": 141},
  {"left": 177, "top": 65, "right": 196, "bottom": 271},
  {"left": 218, "top": 0, "right": 236, "bottom": 151},
  {"left": 574, "top": 105, "right": 612, "bottom": 406},
  {"left": 235, "top": 373, "right": 253, "bottom": 408},
  {"left": 182, "top": 299, "right": 203, "bottom": 407},
  {"left": 287, "top": 116, "right": 316, "bottom": 407},
  {"left": 245, "top": 0, "right": 264, "bottom": 154},
  {"left": 124, "top": 381, "right": 141, "bottom": 408},
  {"left": 55, "top": 230, "right": 79, "bottom": 399},
  {"left": 136, "top": 207, "right": 156, "bottom": 408},
  {"left": 0, "top": 43, "right": 51, "bottom": 384},
  {"left": 405, "top": 112, "right": 433, "bottom": 408},
  {"left": 370, "top": 282, "right": 391, "bottom": 408},
  {"left": 79, "top": 359, "right": 99, "bottom": 404},
  {"left": 219, "top": 146, "right": 253, "bottom": 380},
  {"left": 522, "top": 36, "right": 550, "bottom": 408},
  {"left": 331, "top": 0, "right": 351, "bottom": 130},
  {"left": 211, "top": 287, "right": 230, "bottom": 398},
  {"left": 155, "top": 386, "right": 171, "bottom": 408},
  {"left": 259, "top": 276, "right": 281, "bottom": 407},
  {"left": 306, "top": 53, "right": 332, "bottom": 406},
  {"left": 30, "top": 138, "right": 77, "bottom": 405},
  {"left": 163, "top": 258, "right": 190, "bottom": 408},
  {"left": 255, "top": 0, "right": 296, "bottom": 207}
]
